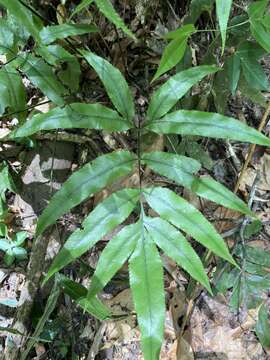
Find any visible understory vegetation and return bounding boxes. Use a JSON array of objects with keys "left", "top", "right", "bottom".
[{"left": 0, "top": 0, "right": 270, "bottom": 359}]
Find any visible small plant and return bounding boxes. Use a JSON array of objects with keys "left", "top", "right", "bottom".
[
  {"left": 0, "top": 229, "right": 28, "bottom": 266},
  {"left": 10, "top": 49, "right": 270, "bottom": 358},
  {"left": 1, "top": 0, "right": 270, "bottom": 357},
  {"left": 0, "top": 163, "right": 28, "bottom": 266}
]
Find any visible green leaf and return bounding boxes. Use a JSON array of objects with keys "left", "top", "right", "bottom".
[
  {"left": 142, "top": 151, "right": 253, "bottom": 216},
  {"left": 0, "top": 64, "right": 26, "bottom": 121},
  {"left": 0, "top": 163, "right": 16, "bottom": 194},
  {"left": 40, "top": 23, "right": 98, "bottom": 45},
  {"left": 248, "top": 1, "right": 270, "bottom": 53},
  {"left": 238, "top": 75, "right": 267, "bottom": 107},
  {"left": 59, "top": 275, "right": 112, "bottom": 320},
  {"left": 0, "top": 238, "right": 10, "bottom": 251},
  {"left": 70, "top": 0, "right": 95, "bottom": 18},
  {"left": 250, "top": 21, "right": 270, "bottom": 53},
  {"left": 248, "top": 0, "right": 268, "bottom": 20},
  {"left": 0, "top": 19, "right": 14, "bottom": 55},
  {"left": 36, "top": 45, "right": 81, "bottom": 91},
  {"left": 163, "top": 24, "right": 196, "bottom": 40},
  {"left": 12, "top": 247, "right": 27, "bottom": 260},
  {"left": 0, "top": 0, "right": 41, "bottom": 42},
  {"left": 43, "top": 188, "right": 139, "bottom": 283},
  {"left": 227, "top": 55, "right": 241, "bottom": 95},
  {"left": 189, "top": 177, "right": 253, "bottom": 216},
  {"left": 18, "top": 54, "right": 67, "bottom": 106},
  {"left": 239, "top": 51, "right": 269, "bottom": 91},
  {"left": 129, "top": 223, "right": 165, "bottom": 360},
  {"left": 94, "top": 0, "right": 135, "bottom": 39},
  {"left": 152, "top": 25, "right": 196, "bottom": 82},
  {"left": 216, "top": 0, "right": 232, "bottom": 54},
  {"left": 145, "top": 217, "right": 211, "bottom": 292},
  {"left": 13, "top": 231, "right": 28, "bottom": 246},
  {"left": 236, "top": 41, "right": 266, "bottom": 61},
  {"left": 256, "top": 304, "right": 270, "bottom": 348},
  {"left": 37, "top": 151, "right": 136, "bottom": 236},
  {"left": 244, "top": 220, "right": 262, "bottom": 239},
  {"left": 10, "top": 103, "right": 133, "bottom": 139},
  {"left": 82, "top": 51, "right": 135, "bottom": 122},
  {"left": 0, "top": 224, "right": 7, "bottom": 237},
  {"left": 145, "top": 110, "right": 270, "bottom": 147},
  {"left": 141, "top": 151, "right": 201, "bottom": 188},
  {"left": 152, "top": 38, "right": 187, "bottom": 83},
  {"left": 4, "top": 250, "right": 15, "bottom": 266},
  {"left": 88, "top": 222, "right": 140, "bottom": 298},
  {"left": 146, "top": 65, "right": 219, "bottom": 121},
  {"left": 144, "top": 187, "right": 236, "bottom": 265},
  {"left": 242, "top": 245, "right": 270, "bottom": 268}
]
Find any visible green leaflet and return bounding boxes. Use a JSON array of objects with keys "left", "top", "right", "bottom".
[
  {"left": 70, "top": 0, "right": 95, "bottom": 18},
  {"left": 146, "top": 65, "right": 219, "bottom": 121},
  {"left": 248, "top": 1, "right": 270, "bottom": 53},
  {"left": 40, "top": 23, "right": 98, "bottom": 45},
  {"left": 0, "top": 64, "right": 26, "bottom": 121},
  {"left": 256, "top": 304, "right": 270, "bottom": 348},
  {"left": 152, "top": 38, "right": 187, "bottom": 83},
  {"left": 216, "top": 0, "right": 233, "bottom": 54},
  {"left": 144, "top": 217, "right": 211, "bottom": 292},
  {"left": 36, "top": 151, "right": 136, "bottom": 236},
  {"left": 59, "top": 275, "right": 112, "bottom": 320},
  {"left": 237, "top": 42, "right": 269, "bottom": 91},
  {"left": 141, "top": 151, "right": 201, "bottom": 187},
  {"left": 248, "top": 0, "right": 268, "bottom": 20},
  {"left": 144, "top": 187, "right": 236, "bottom": 265},
  {"left": 87, "top": 222, "right": 140, "bottom": 299},
  {"left": 142, "top": 151, "right": 253, "bottom": 216},
  {"left": 250, "top": 21, "right": 270, "bottom": 53},
  {"left": 227, "top": 55, "right": 241, "bottom": 95},
  {"left": 0, "top": 19, "right": 14, "bottom": 55},
  {"left": 36, "top": 45, "right": 81, "bottom": 91},
  {"left": 238, "top": 75, "right": 267, "bottom": 107},
  {"left": 129, "top": 222, "right": 165, "bottom": 360},
  {"left": 0, "top": 0, "right": 41, "bottom": 42},
  {"left": 152, "top": 24, "right": 195, "bottom": 82},
  {"left": 10, "top": 103, "right": 133, "bottom": 139},
  {"left": 43, "top": 188, "right": 139, "bottom": 283},
  {"left": 0, "top": 163, "right": 16, "bottom": 195},
  {"left": 241, "top": 54, "right": 269, "bottom": 91},
  {"left": 18, "top": 54, "right": 67, "bottom": 106},
  {"left": 82, "top": 51, "right": 135, "bottom": 122},
  {"left": 163, "top": 24, "right": 196, "bottom": 40},
  {"left": 94, "top": 0, "right": 136, "bottom": 40},
  {"left": 145, "top": 110, "right": 270, "bottom": 147}
]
